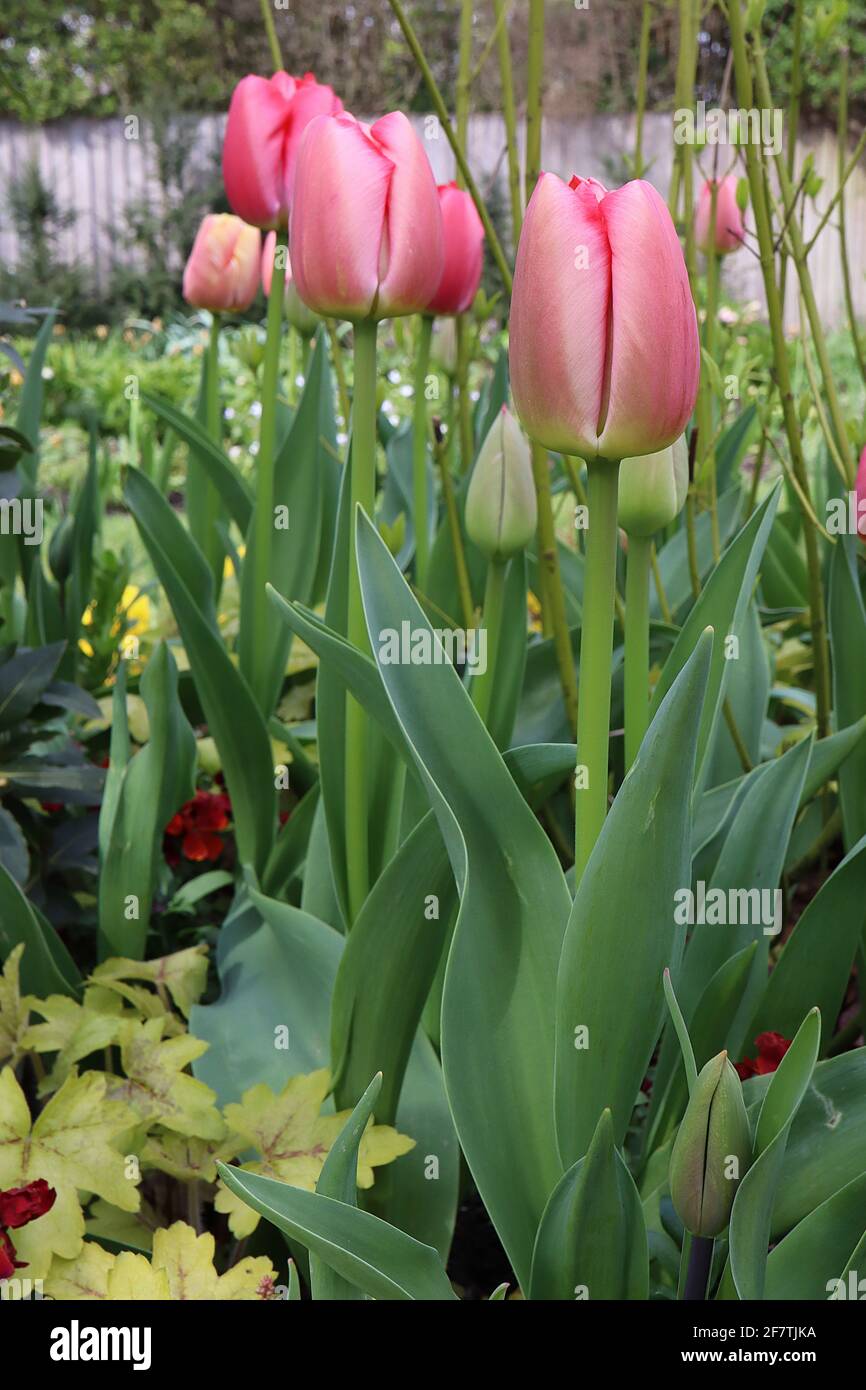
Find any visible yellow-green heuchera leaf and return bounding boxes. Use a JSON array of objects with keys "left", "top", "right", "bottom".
[{"left": 214, "top": 1068, "right": 414, "bottom": 1238}]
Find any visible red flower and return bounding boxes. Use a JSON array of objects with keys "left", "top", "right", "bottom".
[
  {"left": 164, "top": 789, "right": 232, "bottom": 864},
  {"left": 181, "top": 830, "right": 224, "bottom": 862},
  {"left": 734, "top": 1031, "right": 792, "bottom": 1081},
  {"left": 0, "top": 1179, "right": 56, "bottom": 1230},
  {"left": 0, "top": 1230, "right": 24, "bottom": 1279}
]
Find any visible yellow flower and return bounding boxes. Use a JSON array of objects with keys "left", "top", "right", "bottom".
[{"left": 121, "top": 586, "right": 151, "bottom": 636}]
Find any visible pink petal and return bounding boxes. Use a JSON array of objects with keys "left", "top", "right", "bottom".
[
  {"left": 371, "top": 112, "right": 444, "bottom": 319},
  {"left": 597, "top": 179, "right": 700, "bottom": 459},
  {"left": 510, "top": 173, "right": 611, "bottom": 458},
  {"left": 290, "top": 113, "right": 392, "bottom": 321}
]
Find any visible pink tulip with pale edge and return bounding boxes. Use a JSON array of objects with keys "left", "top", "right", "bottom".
[
  {"left": 509, "top": 173, "right": 700, "bottom": 462},
  {"left": 857, "top": 445, "right": 866, "bottom": 541},
  {"left": 182, "top": 215, "right": 261, "bottom": 314},
  {"left": 694, "top": 176, "right": 746, "bottom": 256},
  {"left": 426, "top": 182, "right": 485, "bottom": 316},
  {"left": 290, "top": 111, "right": 444, "bottom": 322},
  {"left": 222, "top": 71, "right": 343, "bottom": 229}
]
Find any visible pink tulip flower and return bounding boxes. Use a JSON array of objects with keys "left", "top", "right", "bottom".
[
  {"left": 695, "top": 176, "right": 746, "bottom": 256},
  {"left": 426, "top": 182, "right": 485, "bottom": 316},
  {"left": 222, "top": 71, "right": 343, "bottom": 229},
  {"left": 857, "top": 445, "right": 866, "bottom": 541},
  {"left": 182, "top": 214, "right": 261, "bottom": 314},
  {"left": 510, "top": 173, "right": 700, "bottom": 462},
  {"left": 290, "top": 111, "right": 444, "bottom": 322},
  {"left": 261, "top": 231, "right": 319, "bottom": 336}
]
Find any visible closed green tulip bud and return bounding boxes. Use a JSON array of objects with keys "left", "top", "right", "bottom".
[
  {"left": 617, "top": 434, "right": 688, "bottom": 538},
  {"left": 430, "top": 318, "right": 458, "bottom": 377},
  {"left": 48, "top": 514, "right": 74, "bottom": 585},
  {"left": 669, "top": 1050, "right": 752, "bottom": 1237},
  {"left": 465, "top": 407, "right": 537, "bottom": 562}
]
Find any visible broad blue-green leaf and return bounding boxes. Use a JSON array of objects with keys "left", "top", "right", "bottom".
[
  {"left": 645, "top": 943, "right": 757, "bottom": 1156},
  {"left": 356, "top": 508, "right": 570, "bottom": 1290},
  {"left": 15, "top": 310, "right": 54, "bottom": 488},
  {"left": 530, "top": 1109, "right": 648, "bottom": 1300},
  {"left": 829, "top": 538, "right": 866, "bottom": 850},
  {"left": 651, "top": 487, "right": 742, "bottom": 621},
  {"left": 705, "top": 602, "right": 770, "bottom": 786},
  {"left": 331, "top": 810, "right": 453, "bottom": 1124},
  {"left": 125, "top": 467, "right": 275, "bottom": 874},
  {"left": 310, "top": 1074, "right": 382, "bottom": 1300},
  {"left": 261, "top": 782, "right": 320, "bottom": 899},
  {"left": 728, "top": 1007, "right": 821, "bottom": 1299},
  {"left": 693, "top": 716, "right": 866, "bottom": 861},
  {"left": 677, "top": 733, "right": 811, "bottom": 1037},
  {"left": 742, "top": 1049, "right": 866, "bottom": 1238},
  {"left": 651, "top": 483, "right": 780, "bottom": 786},
  {"left": 747, "top": 834, "right": 866, "bottom": 1053},
  {"left": 555, "top": 631, "right": 712, "bottom": 1164},
  {"left": 0, "top": 862, "right": 80, "bottom": 997},
  {"left": 0, "top": 807, "right": 28, "bottom": 884},
  {"left": 0, "top": 642, "right": 64, "bottom": 729},
  {"left": 217, "top": 1164, "right": 457, "bottom": 1301},
  {"left": 239, "top": 333, "right": 333, "bottom": 714},
  {"left": 98, "top": 643, "right": 196, "bottom": 959},
  {"left": 141, "top": 390, "right": 253, "bottom": 535},
  {"left": 764, "top": 1171, "right": 866, "bottom": 1300},
  {"left": 191, "top": 884, "right": 458, "bottom": 1260}
]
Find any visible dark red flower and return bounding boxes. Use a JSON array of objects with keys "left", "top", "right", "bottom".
[
  {"left": 0, "top": 1179, "right": 57, "bottom": 1230},
  {"left": 164, "top": 789, "right": 232, "bottom": 865},
  {"left": 734, "top": 1031, "right": 792, "bottom": 1081},
  {"left": 182, "top": 829, "right": 224, "bottom": 862},
  {"left": 40, "top": 801, "right": 64, "bottom": 814},
  {"left": 0, "top": 1230, "right": 24, "bottom": 1278}
]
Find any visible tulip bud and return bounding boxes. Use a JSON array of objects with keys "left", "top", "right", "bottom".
[
  {"left": 425, "top": 183, "right": 485, "bottom": 317},
  {"left": 669, "top": 1051, "right": 752, "bottom": 1237},
  {"left": 261, "top": 232, "right": 319, "bottom": 337},
  {"left": 857, "top": 445, "right": 866, "bottom": 543},
  {"left": 48, "top": 513, "right": 74, "bottom": 585},
  {"left": 430, "top": 318, "right": 458, "bottom": 377},
  {"left": 618, "top": 434, "right": 689, "bottom": 538},
  {"left": 465, "top": 407, "right": 537, "bottom": 562},
  {"left": 694, "top": 176, "right": 746, "bottom": 256},
  {"left": 222, "top": 71, "right": 342, "bottom": 229},
  {"left": 510, "top": 173, "right": 699, "bottom": 462},
  {"left": 291, "top": 111, "right": 444, "bottom": 322},
  {"left": 182, "top": 215, "right": 261, "bottom": 314}
]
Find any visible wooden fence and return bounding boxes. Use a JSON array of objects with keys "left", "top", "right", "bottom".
[{"left": 1, "top": 111, "right": 863, "bottom": 328}]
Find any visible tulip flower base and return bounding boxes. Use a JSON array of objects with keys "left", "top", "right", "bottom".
[{"left": 3, "top": 0, "right": 866, "bottom": 1332}]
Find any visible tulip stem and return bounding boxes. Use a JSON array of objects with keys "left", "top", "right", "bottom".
[
  {"left": 682, "top": 1234, "right": 714, "bottom": 1301},
  {"left": 435, "top": 406, "right": 475, "bottom": 629},
  {"left": 455, "top": 315, "right": 474, "bottom": 472},
  {"left": 727, "top": 0, "right": 832, "bottom": 739},
  {"left": 532, "top": 441, "right": 578, "bottom": 734},
  {"left": 471, "top": 557, "right": 507, "bottom": 728},
  {"left": 243, "top": 227, "right": 286, "bottom": 712},
  {"left": 624, "top": 533, "right": 651, "bottom": 768},
  {"left": 633, "top": 1, "right": 652, "bottom": 178},
  {"left": 575, "top": 460, "right": 620, "bottom": 880},
  {"left": 187, "top": 314, "right": 224, "bottom": 595},
  {"left": 205, "top": 313, "right": 223, "bottom": 595},
  {"left": 493, "top": 0, "right": 523, "bottom": 243},
  {"left": 387, "top": 0, "right": 513, "bottom": 297},
  {"left": 259, "top": 0, "right": 283, "bottom": 72},
  {"left": 345, "top": 319, "right": 379, "bottom": 924},
  {"left": 413, "top": 315, "right": 434, "bottom": 589},
  {"left": 525, "top": 0, "right": 545, "bottom": 206}
]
